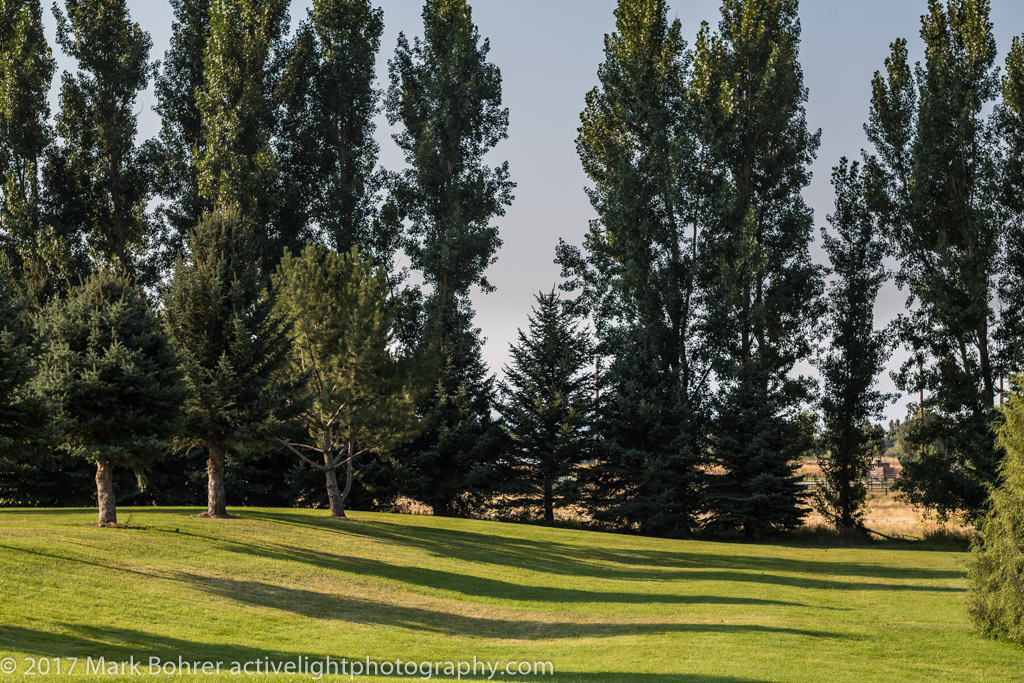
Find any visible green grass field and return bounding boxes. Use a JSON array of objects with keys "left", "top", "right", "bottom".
[{"left": 0, "top": 508, "right": 1020, "bottom": 682}]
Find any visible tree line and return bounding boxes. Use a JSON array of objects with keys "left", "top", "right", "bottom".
[{"left": 1, "top": 0, "right": 1023, "bottom": 550}]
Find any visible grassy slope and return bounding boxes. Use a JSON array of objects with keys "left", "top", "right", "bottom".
[{"left": 0, "top": 508, "right": 1020, "bottom": 682}]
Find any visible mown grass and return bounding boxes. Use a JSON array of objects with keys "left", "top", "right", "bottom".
[{"left": 0, "top": 507, "right": 1020, "bottom": 681}]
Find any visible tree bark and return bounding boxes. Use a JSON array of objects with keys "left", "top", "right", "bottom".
[
  {"left": 324, "top": 452, "right": 347, "bottom": 519},
  {"left": 202, "top": 446, "right": 230, "bottom": 518},
  {"left": 95, "top": 458, "right": 117, "bottom": 525}
]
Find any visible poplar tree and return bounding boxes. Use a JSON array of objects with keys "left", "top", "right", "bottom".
[
  {"left": 385, "top": 0, "right": 514, "bottom": 516},
  {"left": 997, "top": 36, "right": 1024, "bottom": 376},
  {"left": 0, "top": 0, "right": 68, "bottom": 304},
  {"left": 695, "top": 0, "right": 823, "bottom": 538},
  {"left": 278, "top": 0, "right": 398, "bottom": 263},
  {"left": 273, "top": 245, "right": 416, "bottom": 519},
  {"left": 49, "top": 0, "right": 156, "bottom": 281},
  {"left": 865, "top": 0, "right": 1003, "bottom": 520},
  {"left": 152, "top": 0, "right": 211, "bottom": 258},
  {"left": 816, "top": 161, "right": 890, "bottom": 532},
  {"left": 164, "top": 209, "right": 300, "bottom": 519},
  {"left": 197, "top": 0, "right": 291, "bottom": 264},
  {"left": 497, "top": 291, "right": 593, "bottom": 523},
  {"left": 556, "top": 0, "right": 710, "bottom": 537},
  {"left": 35, "top": 270, "right": 185, "bottom": 526}
]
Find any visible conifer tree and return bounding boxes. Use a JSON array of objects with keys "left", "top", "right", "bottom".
[
  {"left": 969, "top": 377, "right": 1024, "bottom": 645},
  {"left": 865, "top": 0, "right": 1003, "bottom": 520},
  {"left": 497, "top": 291, "right": 593, "bottom": 523},
  {"left": 152, "top": 0, "right": 212, "bottom": 258},
  {"left": 816, "top": 161, "right": 890, "bottom": 531},
  {"left": 35, "top": 269, "right": 185, "bottom": 525},
  {"left": 557, "top": 0, "right": 709, "bottom": 536},
  {"left": 273, "top": 245, "right": 416, "bottom": 519},
  {"left": 694, "top": 0, "right": 824, "bottom": 537},
  {"left": 385, "top": 0, "right": 513, "bottom": 516},
  {"left": 197, "top": 0, "right": 291, "bottom": 264},
  {"left": 164, "top": 209, "right": 300, "bottom": 519},
  {"left": 49, "top": 0, "right": 156, "bottom": 281},
  {"left": 278, "top": 0, "right": 398, "bottom": 263}
]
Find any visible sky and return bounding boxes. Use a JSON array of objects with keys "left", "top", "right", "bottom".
[{"left": 40, "top": 0, "right": 1024, "bottom": 422}]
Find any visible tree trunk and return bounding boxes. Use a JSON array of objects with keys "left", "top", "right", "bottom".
[
  {"left": 324, "top": 452, "right": 347, "bottom": 519},
  {"left": 543, "top": 480, "right": 555, "bottom": 524},
  {"left": 95, "top": 458, "right": 117, "bottom": 525},
  {"left": 203, "top": 446, "right": 229, "bottom": 518}
]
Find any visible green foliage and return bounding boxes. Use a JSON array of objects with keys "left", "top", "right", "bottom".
[
  {"left": 152, "top": 0, "right": 212, "bottom": 260},
  {"left": 998, "top": 36, "right": 1024, "bottom": 376},
  {"left": 969, "top": 378, "right": 1024, "bottom": 645},
  {"left": 49, "top": 0, "right": 155, "bottom": 281},
  {"left": 35, "top": 269, "right": 185, "bottom": 485},
  {"left": 816, "top": 161, "right": 891, "bottom": 531},
  {"left": 695, "top": 0, "right": 823, "bottom": 537},
  {"left": 497, "top": 291, "right": 593, "bottom": 523},
  {"left": 277, "top": 0, "right": 397, "bottom": 264},
  {"left": 197, "top": 0, "right": 291, "bottom": 264},
  {"left": 164, "top": 209, "right": 302, "bottom": 515},
  {"left": 273, "top": 245, "right": 416, "bottom": 517},
  {"left": 866, "top": 0, "right": 1003, "bottom": 521}
]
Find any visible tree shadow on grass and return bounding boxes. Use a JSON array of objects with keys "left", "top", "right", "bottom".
[
  {"left": 237, "top": 512, "right": 965, "bottom": 591},
  {"left": 177, "top": 573, "right": 853, "bottom": 642}
]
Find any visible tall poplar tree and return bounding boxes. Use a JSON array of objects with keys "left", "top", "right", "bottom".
[
  {"left": 865, "top": 0, "right": 1003, "bottom": 520},
  {"left": 557, "top": 0, "right": 709, "bottom": 537},
  {"left": 385, "top": 0, "right": 514, "bottom": 516},
  {"left": 197, "top": 0, "right": 291, "bottom": 264},
  {"left": 278, "top": 0, "right": 398, "bottom": 264},
  {"left": 49, "top": 0, "right": 156, "bottom": 281},
  {"left": 816, "top": 161, "right": 890, "bottom": 532},
  {"left": 152, "top": 0, "right": 211, "bottom": 259},
  {"left": 164, "top": 209, "right": 300, "bottom": 519},
  {"left": 997, "top": 36, "right": 1024, "bottom": 377},
  {"left": 694, "top": 0, "right": 823, "bottom": 538}
]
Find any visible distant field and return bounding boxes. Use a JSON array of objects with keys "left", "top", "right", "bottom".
[{"left": 0, "top": 508, "right": 1020, "bottom": 681}]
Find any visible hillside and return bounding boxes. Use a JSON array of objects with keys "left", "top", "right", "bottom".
[{"left": 0, "top": 508, "right": 1019, "bottom": 681}]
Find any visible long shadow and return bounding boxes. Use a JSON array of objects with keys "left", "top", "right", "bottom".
[
  {"left": 178, "top": 573, "right": 852, "bottom": 642},
  {"left": 240, "top": 511, "right": 965, "bottom": 590},
  {"left": 1, "top": 625, "right": 765, "bottom": 682}
]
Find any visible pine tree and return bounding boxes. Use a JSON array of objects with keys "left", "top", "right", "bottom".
[
  {"left": 497, "top": 291, "right": 593, "bottom": 523},
  {"left": 968, "top": 377, "right": 1024, "bottom": 645},
  {"left": 49, "top": 0, "right": 156, "bottom": 281},
  {"left": 164, "top": 209, "right": 301, "bottom": 519},
  {"left": 152, "top": 0, "right": 212, "bottom": 259},
  {"left": 35, "top": 269, "right": 185, "bottom": 525},
  {"left": 816, "top": 160, "right": 890, "bottom": 531},
  {"left": 273, "top": 245, "right": 416, "bottom": 519},
  {"left": 0, "top": 0, "right": 67, "bottom": 305},
  {"left": 556, "top": 0, "right": 710, "bottom": 536},
  {"left": 278, "top": 0, "right": 398, "bottom": 264},
  {"left": 865, "top": 0, "right": 1003, "bottom": 520},
  {"left": 694, "top": 0, "right": 824, "bottom": 538},
  {"left": 385, "top": 0, "right": 514, "bottom": 516},
  {"left": 197, "top": 0, "right": 291, "bottom": 264}
]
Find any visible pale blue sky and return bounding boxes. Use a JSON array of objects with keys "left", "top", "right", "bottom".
[{"left": 41, "top": 1, "right": 1024, "bottom": 421}]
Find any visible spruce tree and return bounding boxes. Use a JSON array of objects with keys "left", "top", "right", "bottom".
[
  {"left": 816, "top": 160, "right": 890, "bottom": 531},
  {"left": 152, "top": 0, "right": 212, "bottom": 259},
  {"left": 385, "top": 0, "right": 513, "bottom": 516},
  {"left": 497, "top": 291, "right": 593, "bottom": 523},
  {"left": 865, "top": 0, "right": 1003, "bottom": 520},
  {"left": 278, "top": 0, "right": 398, "bottom": 263},
  {"left": 556, "top": 0, "right": 709, "bottom": 536},
  {"left": 49, "top": 0, "right": 156, "bottom": 281},
  {"left": 197, "top": 0, "right": 291, "bottom": 264},
  {"left": 694, "top": 0, "right": 824, "bottom": 538},
  {"left": 968, "top": 377, "right": 1024, "bottom": 645},
  {"left": 273, "top": 245, "right": 416, "bottom": 519},
  {"left": 35, "top": 269, "right": 185, "bottom": 525},
  {"left": 164, "top": 209, "right": 300, "bottom": 519}
]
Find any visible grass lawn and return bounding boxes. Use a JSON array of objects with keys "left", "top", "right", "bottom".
[{"left": 0, "top": 507, "right": 1020, "bottom": 682}]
